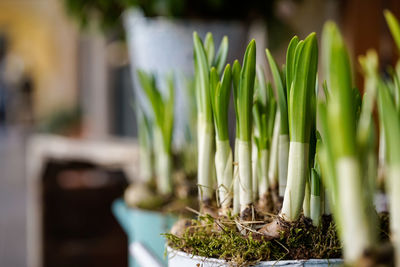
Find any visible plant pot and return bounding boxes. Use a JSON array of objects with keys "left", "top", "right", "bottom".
[
  {"left": 123, "top": 9, "right": 256, "bottom": 146},
  {"left": 112, "top": 198, "right": 177, "bottom": 267},
  {"left": 167, "top": 247, "right": 344, "bottom": 267}
]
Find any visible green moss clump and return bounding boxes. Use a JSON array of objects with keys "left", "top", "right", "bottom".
[
  {"left": 164, "top": 214, "right": 342, "bottom": 266},
  {"left": 125, "top": 169, "right": 198, "bottom": 216}
]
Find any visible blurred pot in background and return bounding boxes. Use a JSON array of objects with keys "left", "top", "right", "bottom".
[{"left": 63, "top": 0, "right": 273, "bottom": 146}]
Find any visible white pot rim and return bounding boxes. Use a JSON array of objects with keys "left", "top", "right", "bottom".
[{"left": 167, "top": 246, "right": 344, "bottom": 265}]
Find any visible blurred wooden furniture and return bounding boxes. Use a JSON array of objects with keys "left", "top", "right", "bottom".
[{"left": 26, "top": 134, "right": 140, "bottom": 267}]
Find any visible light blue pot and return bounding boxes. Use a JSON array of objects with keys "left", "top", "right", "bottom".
[{"left": 112, "top": 198, "right": 177, "bottom": 267}]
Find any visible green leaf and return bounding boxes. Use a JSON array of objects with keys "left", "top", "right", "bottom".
[
  {"left": 238, "top": 39, "right": 256, "bottom": 142},
  {"left": 137, "top": 69, "right": 174, "bottom": 152},
  {"left": 232, "top": 60, "right": 241, "bottom": 96},
  {"left": 232, "top": 60, "right": 242, "bottom": 134},
  {"left": 137, "top": 70, "right": 162, "bottom": 126},
  {"left": 164, "top": 73, "right": 175, "bottom": 151},
  {"left": 288, "top": 33, "right": 318, "bottom": 143},
  {"left": 211, "top": 65, "right": 232, "bottom": 140},
  {"left": 210, "top": 67, "right": 219, "bottom": 99},
  {"left": 322, "top": 80, "right": 329, "bottom": 100},
  {"left": 137, "top": 104, "right": 153, "bottom": 149},
  {"left": 210, "top": 67, "right": 221, "bottom": 126},
  {"left": 316, "top": 101, "right": 338, "bottom": 202},
  {"left": 256, "top": 65, "right": 267, "bottom": 106},
  {"left": 353, "top": 87, "right": 362, "bottom": 122},
  {"left": 266, "top": 49, "right": 289, "bottom": 135},
  {"left": 286, "top": 36, "right": 299, "bottom": 100},
  {"left": 267, "top": 83, "right": 277, "bottom": 139},
  {"left": 388, "top": 62, "right": 400, "bottom": 113},
  {"left": 311, "top": 168, "right": 320, "bottom": 196},
  {"left": 378, "top": 79, "right": 400, "bottom": 164},
  {"left": 323, "top": 22, "right": 357, "bottom": 157},
  {"left": 253, "top": 103, "right": 262, "bottom": 141},
  {"left": 396, "top": 62, "right": 400, "bottom": 113},
  {"left": 214, "top": 36, "right": 229, "bottom": 74},
  {"left": 210, "top": 67, "right": 218, "bottom": 132},
  {"left": 253, "top": 73, "right": 276, "bottom": 150},
  {"left": 193, "top": 32, "right": 212, "bottom": 122},
  {"left": 384, "top": 10, "right": 400, "bottom": 53},
  {"left": 204, "top": 32, "right": 215, "bottom": 67},
  {"left": 357, "top": 50, "right": 378, "bottom": 149}
]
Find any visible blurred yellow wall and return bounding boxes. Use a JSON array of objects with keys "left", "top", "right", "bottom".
[{"left": 0, "top": 0, "right": 78, "bottom": 120}]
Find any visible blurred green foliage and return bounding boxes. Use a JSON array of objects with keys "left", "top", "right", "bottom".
[
  {"left": 37, "top": 107, "right": 81, "bottom": 135},
  {"left": 63, "top": 0, "right": 276, "bottom": 33}
]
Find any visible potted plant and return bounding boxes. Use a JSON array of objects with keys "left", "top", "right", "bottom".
[
  {"left": 112, "top": 70, "right": 200, "bottom": 267},
  {"left": 165, "top": 16, "right": 396, "bottom": 267},
  {"left": 113, "top": 33, "right": 231, "bottom": 267},
  {"left": 113, "top": 36, "right": 229, "bottom": 264}
]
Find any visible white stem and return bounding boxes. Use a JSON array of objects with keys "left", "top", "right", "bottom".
[
  {"left": 268, "top": 113, "right": 280, "bottom": 189},
  {"left": 238, "top": 140, "right": 253, "bottom": 211},
  {"left": 154, "top": 128, "right": 172, "bottom": 195},
  {"left": 215, "top": 139, "right": 233, "bottom": 209},
  {"left": 337, "top": 157, "right": 374, "bottom": 263},
  {"left": 233, "top": 139, "right": 240, "bottom": 215},
  {"left": 197, "top": 118, "right": 214, "bottom": 201},
  {"left": 378, "top": 126, "right": 386, "bottom": 182},
  {"left": 252, "top": 141, "right": 259, "bottom": 202},
  {"left": 156, "top": 148, "right": 172, "bottom": 195},
  {"left": 139, "top": 146, "right": 153, "bottom": 182},
  {"left": 157, "top": 150, "right": 172, "bottom": 195},
  {"left": 318, "top": 146, "right": 335, "bottom": 214},
  {"left": 303, "top": 178, "right": 310, "bottom": 218},
  {"left": 280, "top": 142, "right": 308, "bottom": 221},
  {"left": 278, "top": 134, "right": 289, "bottom": 196},
  {"left": 379, "top": 130, "right": 386, "bottom": 161},
  {"left": 387, "top": 165, "right": 400, "bottom": 267},
  {"left": 259, "top": 149, "right": 269, "bottom": 198},
  {"left": 310, "top": 195, "right": 321, "bottom": 226}
]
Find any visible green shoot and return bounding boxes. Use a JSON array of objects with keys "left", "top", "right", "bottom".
[
  {"left": 378, "top": 78, "right": 400, "bottom": 267},
  {"left": 319, "top": 21, "right": 377, "bottom": 263},
  {"left": 210, "top": 64, "right": 233, "bottom": 212},
  {"left": 137, "top": 104, "right": 153, "bottom": 182},
  {"left": 137, "top": 70, "right": 175, "bottom": 195},
  {"left": 253, "top": 66, "right": 277, "bottom": 200},
  {"left": 385, "top": 10, "right": 400, "bottom": 53},
  {"left": 193, "top": 32, "right": 229, "bottom": 206},
  {"left": 235, "top": 40, "right": 256, "bottom": 217},
  {"left": 281, "top": 33, "right": 318, "bottom": 221}
]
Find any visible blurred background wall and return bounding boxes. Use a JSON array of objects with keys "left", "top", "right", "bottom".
[{"left": 0, "top": 0, "right": 78, "bottom": 123}]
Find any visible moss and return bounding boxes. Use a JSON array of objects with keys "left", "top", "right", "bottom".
[
  {"left": 125, "top": 169, "right": 198, "bottom": 216},
  {"left": 131, "top": 193, "right": 198, "bottom": 217},
  {"left": 165, "top": 213, "right": 392, "bottom": 266},
  {"left": 164, "top": 214, "right": 342, "bottom": 266}
]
